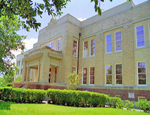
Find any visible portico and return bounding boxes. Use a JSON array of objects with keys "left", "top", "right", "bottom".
[{"left": 22, "top": 46, "right": 63, "bottom": 84}]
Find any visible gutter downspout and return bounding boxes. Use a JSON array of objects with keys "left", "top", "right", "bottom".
[{"left": 77, "top": 33, "right": 81, "bottom": 74}]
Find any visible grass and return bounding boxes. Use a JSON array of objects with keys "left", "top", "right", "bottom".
[{"left": 0, "top": 101, "right": 148, "bottom": 115}]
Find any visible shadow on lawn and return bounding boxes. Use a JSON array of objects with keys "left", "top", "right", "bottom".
[{"left": 0, "top": 101, "right": 15, "bottom": 110}]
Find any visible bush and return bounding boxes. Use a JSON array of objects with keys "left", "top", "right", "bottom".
[
  {"left": 0, "top": 87, "right": 47, "bottom": 103},
  {"left": 124, "top": 100, "right": 134, "bottom": 110},
  {"left": 0, "top": 87, "right": 4, "bottom": 99},
  {"left": 109, "top": 97, "right": 124, "bottom": 108},
  {"left": 135, "top": 99, "right": 150, "bottom": 112},
  {"left": 47, "top": 89, "right": 109, "bottom": 107}
]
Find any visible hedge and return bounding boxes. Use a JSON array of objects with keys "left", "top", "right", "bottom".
[
  {"left": 47, "top": 89, "right": 109, "bottom": 107},
  {"left": 0, "top": 87, "right": 47, "bottom": 103}
]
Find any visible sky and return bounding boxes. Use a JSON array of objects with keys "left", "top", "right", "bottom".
[{"left": 15, "top": 0, "right": 148, "bottom": 57}]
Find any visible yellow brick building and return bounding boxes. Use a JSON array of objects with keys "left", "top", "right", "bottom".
[{"left": 14, "top": 1, "right": 150, "bottom": 101}]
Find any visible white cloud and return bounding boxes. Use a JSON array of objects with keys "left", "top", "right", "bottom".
[
  {"left": 12, "top": 38, "right": 38, "bottom": 63},
  {"left": 77, "top": 18, "right": 87, "bottom": 21}
]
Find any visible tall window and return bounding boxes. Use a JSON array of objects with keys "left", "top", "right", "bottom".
[
  {"left": 83, "top": 68, "right": 87, "bottom": 84},
  {"left": 138, "top": 62, "right": 146, "bottom": 85},
  {"left": 115, "top": 31, "right": 122, "bottom": 51},
  {"left": 91, "top": 39, "right": 95, "bottom": 56},
  {"left": 106, "top": 34, "right": 112, "bottom": 53},
  {"left": 54, "top": 67, "right": 57, "bottom": 83},
  {"left": 73, "top": 40, "right": 77, "bottom": 57},
  {"left": 48, "top": 42, "right": 53, "bottom": 49},
  {"left": 58, "top": 39, "right": 61, "bottom": 51},
  {"left": 116, "top": 64, "right": 122, "bottom": 85},
  {"left": 83, "top": 41, "right": 88, "bottom": 58},
  {"left": 90, "top": 67, "right": 95, "bottom": 84},
  {"left": 21, "top": 69, "right": 23, "bottom": 74},
  {"left": 136, "top": 25, "right": 145, "bottom": 48},
  {"left": 106, "top": 65, "right": 112, "bottom": 84}
]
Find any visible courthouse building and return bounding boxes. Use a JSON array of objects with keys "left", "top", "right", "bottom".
[{"left": 14, "top": 1, "right": 150, "bottom": 101}]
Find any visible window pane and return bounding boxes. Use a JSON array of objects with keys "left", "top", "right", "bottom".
[
  {"left": 115, "top": 31, "right": 121, "bottom": 41},
  {"left": 58, "top": 39, "right": 61, "bottom": 45},
  {"left": 83, "top": 68, "right": 87, "bottom": 84},
  {"left": 90, "top": 76, "right": 94, "bottom": 84},
  {"left": 106, "top": 65, "right": 112, "bottom": 74},
  {"left": 136, "top": 25, "right": 144, "bottom": 32},
  {"left": 138, "top": 68, "right": 146, "bottom": 74},
  {"left": 138, "top": 62, "right": 146, "bottom": 68},
  {"left": 84, "top": 41, "right": 88, "bottom": 57},
  {"left": 106, "top": 75, "right": 112, "bottom": 84},
  {"left": 106, "top": 34, "right": 112, "bottom": 44},
  {"left": 51, "top": 43, "right": 53, "bottom": 49},
  {"left": 91, "top": 47, "right": 95, "bottom": 55},
  {"left": 73, "top": 41, "right": 77, "bottom": 56},
  {"left": 138, "top": 74, "right": 146, "bottom": 84},
  {"left": 116, "top": 41, "right": 122, "bottom": 51},
  {"left": 136, "top": 25, "right": 145, "bottom": 47},
  {"left": 107, "top": 44, "right": 112, "bottom": 53},
  {"left": 116, "top": 75, "right": 122, "bottom": 84},
  {"left": 90, "top": 67, "right": 95, "bottom": 75}
]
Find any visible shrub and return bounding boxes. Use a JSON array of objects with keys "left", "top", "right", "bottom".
[
  {"left": 0, "top": 87, "right": 4, "bottom": 99},
  {"left": 135, "top": 99, "right": 150, "bottom": 112},
  {"left": 1, "top": 87, "right": 47, "bottom": 103},
  {"left": 47, "top": 89, "right": 109, "bottom": 107},
  {"left": 67, "top": 70, "right": 82, "bottom": 90},
  {"left": 109, "top": 97, "right": 124, "bottom": 108},
  {"left": 124, "top": 100, "right": 134, "bottom": 110}
]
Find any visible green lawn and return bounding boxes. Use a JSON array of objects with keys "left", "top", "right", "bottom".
[{"left": 0, "top": 102, "right": 148, "bottom": 115}]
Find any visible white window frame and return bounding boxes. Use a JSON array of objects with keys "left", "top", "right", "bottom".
[
  {"left": 82, "top": 68, "right": 88, "bottom": 85},
  {"left": 90, "top": 39, "right": 95, "bottom": 57},
  {"left": 135, "top": 25, "right": 145, "bottom": 48},
  {"left": 105, "top": 65, "right": 112, "bottom": 86},
  {"left": 115, "top": 64, "right": 123, "bottom": 86},
  {"left": 137, "top": 61, "right": 147, "bottom": 86},
  {"left": 58, "top": 39, "right": 61, "bottom": 51},
  {"left": 83, "top": 41, "right": 88, "bottom": 58},
  {"left": 106, "top": 34, "right": 112, "bottom": 54},
  {"left": 73, "top": 40, "right": 78, "bottom": 57},
  {"left": 89, "top": 67, "right": 95, "bottom": 85},
  {"left": 115, "top": 31, "right": 122, "bottom": 52}
]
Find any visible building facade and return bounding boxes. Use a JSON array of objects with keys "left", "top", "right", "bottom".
[
  {"left": 14, "top": 1, "right": 150, "bottom": 101},
  {"left": 15, "top": 54, "right": 24, "bottom": 80}
]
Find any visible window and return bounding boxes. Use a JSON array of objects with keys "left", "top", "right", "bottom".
[
  {"left": 54, "top": 67, "right": 57, "bottom": 83},
  {"left": 82, "top": 68, "right": 87, "bottom": 84},
  {"left": 72, "top": 67, "right": 76, "bottom": 73},
  {"left": 106, "top": 34, "right": 112, "bottom": 53},
  {"left": 138, "top": 62, "right": 146, "bottom": 85},
  {"left": 17, "top": 61, "right": 20, "bottom": 66},
  {"left": 22, "top": 61, "right": 23, "bottom": 66},
  {"left": 48, "top": 42, "right": 54, "bottom": 49},
  {"left": 90, "top": 67, "right": 95, "bottom": 84},
  {"left": 106, "top": 65, "right": 112, "bottom": 84},
  {"left": 58, "top": 39, "right": 61, "bottom": 51},
  {"left": 90, "top": 39, "right": 95, "bottom": 56},
  {"left": 16, "top": 71, "right": 19, "bottom": 75},
  {"left": 136, "top": 25, "right": 145, "bottom": 48},
  {"left": 73, "top": 40, "right": 77, "bottom": 57},
  {"left": 115, "top": 31, "right": 122, "bottom": 51},
  {"left": 83, "top": 41, "right": 88, "bottom": 58},
  {"left": 116, "top": 64, "right": 122, "bottom": 85}
]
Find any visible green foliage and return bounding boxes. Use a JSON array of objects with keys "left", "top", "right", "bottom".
[
  {"left": 135, "top": 99, "right": 150, "bottom": 112},
  {"left": 47, "top": 89, "right": 109, "bottom": 107},
  {"left": 15, "top": 76, "right": 22, "bottom": 82},
  {"left": 109, "top": 97, "right": 124, "bottom": 109},
  {"left": 0, "top": 78, "right": 5, "bottom": 87},
  {"left": 124, "top": 100, "right": 134, "bottom": 110},
  {"left": 67, "top": 70, "right": 82, "bottom": 90},
  {"left": 0, "top": 87, "right": 47, "bottom": 103},
  {"left": 3, "top": 69, "right": 16, "bottom": 83}
]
